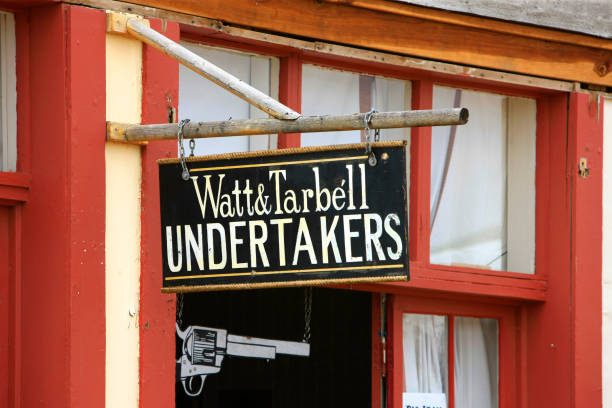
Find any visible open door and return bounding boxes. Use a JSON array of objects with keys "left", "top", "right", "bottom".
[{"left": 176, "top": 287, "right": 371, "bottom": 408}]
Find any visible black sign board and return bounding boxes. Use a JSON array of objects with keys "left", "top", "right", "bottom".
[{"left": 158, "top": 141, "right": 409, "bottom": 292}]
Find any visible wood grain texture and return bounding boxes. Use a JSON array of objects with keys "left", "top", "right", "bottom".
[
  {"left": 381, "top": 0, "right": 612, "bottom": 39},
  {"left": 102, "top": 0, "right": 612, "bottom": 86},
  {"left": 69, "top": 0, "right": 577, "bottom": 93},
  {"left": 112, "top": 108, "right": 468, "bottom": 141},
  {"left": 324, "top": 0, "right": 612, "bottom": 49}
]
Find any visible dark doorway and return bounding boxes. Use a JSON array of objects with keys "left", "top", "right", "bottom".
[{"left": 176, "top": 287, "right": 372, "bottom": 408}]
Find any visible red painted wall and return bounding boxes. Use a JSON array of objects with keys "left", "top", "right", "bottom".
[
  {"left": 21, "top": 4, "right": 106, "bottom": 406},
  {"left": 139, "top": 18, "right": 180, "bottom": 407},
  {"left": 569, "top": 93, "right": 603, "bottom": 407},
  {"left": 1, "top": 207, "right": 9, "bottom": 406}
]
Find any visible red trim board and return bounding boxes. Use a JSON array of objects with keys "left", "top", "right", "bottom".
[{"left": 139, "top": 18, "right": 180, "bottom": 408}]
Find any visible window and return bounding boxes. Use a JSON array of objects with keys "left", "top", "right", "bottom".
[
  {"left": 430, "top": 86, "right": 536, "bottom": 273},
  {"left": 0, "top": 11, "right": 16, "bottom": 172},
  {"left": 402, "top": 313, "right": 499, "bottom": 408},
  {"left": 178, "top": 42, "right": 279, "bottom": 155},
  {"left": 392, "top": 295, "right": 515, "bottom": 408},
  {"left": 301, "top": 64, "right": 411, "bottom": 146}
]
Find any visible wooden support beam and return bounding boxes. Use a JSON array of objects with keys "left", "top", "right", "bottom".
[
  {"left": 107, "top": 108, "right": 468, "bottom": 142},
  {"left": 124, "top": 17, "right": 301, "bottom": 120}
]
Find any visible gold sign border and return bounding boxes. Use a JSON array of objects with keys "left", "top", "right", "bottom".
[
  {"left": 161, "top": 274, "right": 407, "bottom": 293},
  {"left": 157, "top": 140, "right": 406, "bottom": 165}
]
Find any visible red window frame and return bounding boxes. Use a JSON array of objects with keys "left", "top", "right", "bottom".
[
  {"left": 140, "top": 20, "right": 602, "bottom": 408},
  {"left": 388, "top": 294, "right": 518, "bottom": 408}
]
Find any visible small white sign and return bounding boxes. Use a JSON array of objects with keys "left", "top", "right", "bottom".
[{"left": 402, "top": 392, "right": 447, "bottom": 408}]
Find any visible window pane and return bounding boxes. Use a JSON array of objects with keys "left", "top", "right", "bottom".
[
  {"left": 0, "top": 12, "right": 17, "bottom": 172},
  {"left": 454, "top": 317, "right": 499, "bottom": 408},
  {"left": 402, "top": 313, "right": 448, "bottom": 407},
  {"left": 430, "top": 86, "right": 536, "bottom": 273},
  {"left": 301, "top": 65, "right": 411, "bottom": 146},
  {"left": 179, "top": 43, "right": 279, "bottom": 155}
]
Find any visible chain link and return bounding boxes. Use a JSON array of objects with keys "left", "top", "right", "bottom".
[
  {"left": 303, "top": 287, "right": 312, "bottom": 343},
  {"left": 364, "top": 109, "right": 378, "bottom": 166},
  {"left": 178, "top": 119, "right": 191, "bottom": 180},
  {"left": 189, "top": 138, "right": 196, "bottom": 157},
  {"left": 176, "top": 293, "right": 184, "bottom": 330}
]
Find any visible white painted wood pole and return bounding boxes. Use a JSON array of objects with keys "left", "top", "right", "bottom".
[
  {"left": 125, "top": 18, "right": 301, "bottom": 120},
  {"left": 108, "top": 108, "right": 469, "bottom": 142}
]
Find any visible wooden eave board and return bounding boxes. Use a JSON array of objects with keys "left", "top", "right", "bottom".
[
  {"left": 389, "top": 0, "right": 612, "bottom": 39},
  {"left": 69, "top": 0, "right": 612, "bottom": 87}
]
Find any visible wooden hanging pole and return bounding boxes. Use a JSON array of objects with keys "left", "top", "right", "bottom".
[
  {"left": 107, "top": 108, "right": 468, "bottom": 142},
  {"left": 125, "top": 17, "right": 301, "bottom": 121}
]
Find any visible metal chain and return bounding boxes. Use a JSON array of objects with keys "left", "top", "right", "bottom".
[
  {"left": 364, "top": 109, "right": 378, "bottom": 166},
  {"left": 189, "top": 138, "right": 196, "bottom": 157},
  {"left": 176, "top": 293, "right": 184, "bottom": 330},
  {"left": 303, "top": 287, "right": 312, "bottom": 343},
  {"left": 177, "top": 119, "right": 191, "bottom": 180}
]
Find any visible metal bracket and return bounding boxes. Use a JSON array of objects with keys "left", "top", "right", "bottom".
[
  {"left": 578, "top": 158, "right": 590, "bottom": 178},
  {"left": 106, "top": 11, "right": 149, "bottom": 35}
]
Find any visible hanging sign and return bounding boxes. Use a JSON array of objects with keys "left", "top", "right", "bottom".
[{"left": 158, "top": 141, "right": 409, "bottom": 292}]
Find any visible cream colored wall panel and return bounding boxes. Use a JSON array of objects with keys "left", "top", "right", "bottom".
[
  {"left": 105, "top": 143, "right": 142, "bottom": 408},
  {"left": 105, "top": 32, "right": 143, "bottom": 408},
  {"left": 106, "top": 34, "right": 142, "bottom": 123}
]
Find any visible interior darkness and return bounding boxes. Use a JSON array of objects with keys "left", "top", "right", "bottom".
[{"left": 176, "top": 287, "right": 372, "bottom": 408}]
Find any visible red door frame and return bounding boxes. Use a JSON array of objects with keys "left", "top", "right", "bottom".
[
  {"left": 135, "top": 20, "right": 603, "bottom": 408},
  {"left": 139, "top": 18, "right": 180, "bottom": 407},
  {"left": 0, "top": 3, "right": 107, "bottom": 407}
]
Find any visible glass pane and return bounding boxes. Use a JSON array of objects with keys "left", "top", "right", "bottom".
[
  {"left": 454, "top": 317, "right": 499, "bottom": 408},
  {"left": 402, "top": 313, "right": 448, "bottom": 407},
  {"left": 301, "top": 65, "right": 411, "bottom": 146},
  {"left": 0, "top": 12, "right": 17, "bottom": 172},
  {"left": 179, "top": 43, "right": 279, "bottom": 155},
  {"left": 430, "top": 86, "right": 536, "bottom": 273}
]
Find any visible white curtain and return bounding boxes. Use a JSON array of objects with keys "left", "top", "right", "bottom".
[
  {"left": 430, "top": 86, "right": 508, "bottom": 270},
  {"left": 403, "top": 314, "right": 499, "bottom": 408},
  {"left": 402, "top": 314, "right": 448, "bottom": 394},
  {"left": 454, "top": 317, "right": 499, "bottom": 408},
  {"left": 430, "top": 86, "right": 536, "bottom": 273},
  {"left": 179, "top": 43, "right": 278, "bottom": 155},
  {"left": 301, "top": 65, "right": 361, "bottom": 146},
  {"left": 301, "top": 67, "right": 410, "bottom": 147}
]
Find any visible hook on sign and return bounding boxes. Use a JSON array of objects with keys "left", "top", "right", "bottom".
[{"left": 364, "top": 109, "right": 380, "bottom": 166}]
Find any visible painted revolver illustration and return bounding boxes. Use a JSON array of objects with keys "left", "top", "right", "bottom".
[{"left": 176, "top": 323, "right": 310, "bottom": 397}]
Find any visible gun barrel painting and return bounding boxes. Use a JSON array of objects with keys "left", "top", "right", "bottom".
[
  {"left": 158, "top": 141, "right": 409, "bottom": 292},
  {"left": 177, "top": 324, "right": 310, "bottom": 397}
]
